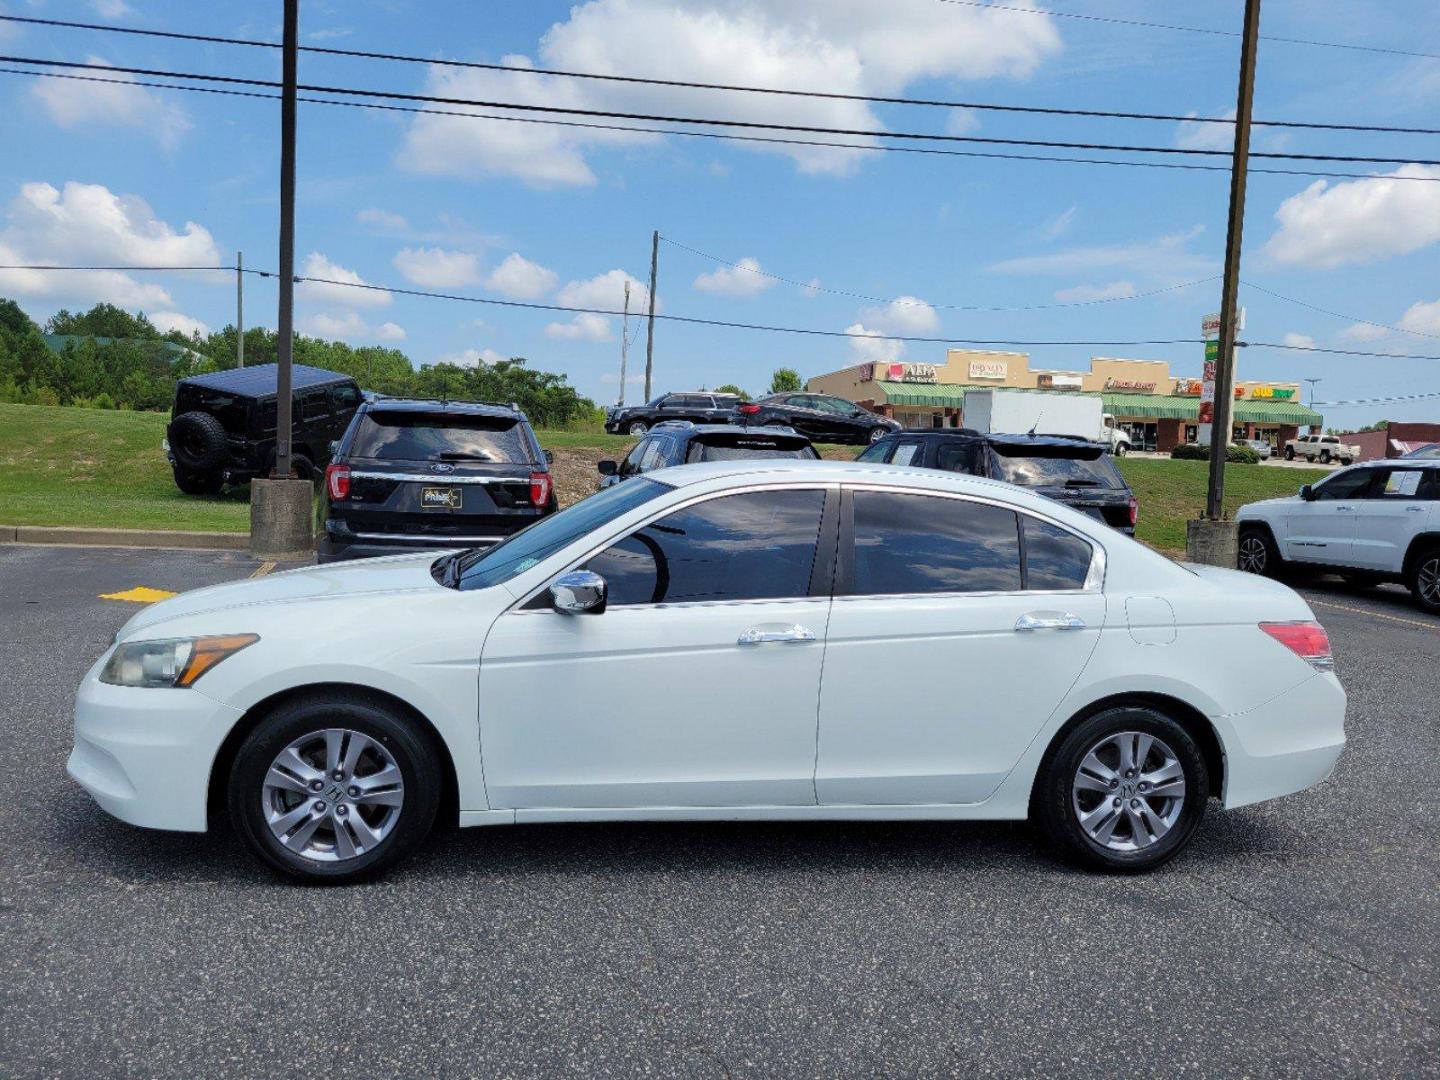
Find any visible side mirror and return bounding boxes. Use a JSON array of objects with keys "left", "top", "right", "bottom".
[
  {"left": 1300, "top": 484, "right": 1316, "bottom": 501},
  {"left": 597, "top": 459, "right": 618, "bottom": 476},
  {"left": 551, "top": 570, "right": 607, "bottom": 615}
]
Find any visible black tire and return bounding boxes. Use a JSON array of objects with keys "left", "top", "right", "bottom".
[
  {"left": 1114, "top": 442, "right": 1128, "bottom": 457},
  {"left": 1320, "top": 450, "right": 1332, "bottom": 464},
  {"left": 1237, "top": 525, "right": 1282, "bottom": 578},
  {"left": 1408, "top": 546, "right": 1440, "bottom": 615},
  {"left": 168, "top": 410, "right": 229, "bottom": 471},
  {"left": 228, "top": 693, "right": 442, "bottom": 883},
  {"left": 1283, "top": 446, "right": 1295, "bottom": 461},
  {"left": 626, "top": 420, "right": 648, "bottom": 436},
  {"left": 290, "top": 454, "right": 321, "bottom": 487},
  {"left": 172, "top": 466, "right": 223, "bottom": 495},
  {"left": 1033, "top": 706, "right": 1210, "bottom": 873}
]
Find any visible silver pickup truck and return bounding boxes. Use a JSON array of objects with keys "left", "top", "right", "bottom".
[{"left": 1283, "top": 433, "right": 1359, "bottom": 464}]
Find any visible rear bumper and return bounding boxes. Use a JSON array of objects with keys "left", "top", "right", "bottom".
[{"left": 1214, "top": 671, "right": 1346, "bottom": 809}]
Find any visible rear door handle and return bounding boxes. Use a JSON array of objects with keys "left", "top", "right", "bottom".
[
  {"left": 738, "top": 624, "right": 816, "bottom": 645},
  {"left": 1015, "top": 612, "right": 1087, "bottom": 632},
  {"left": 1336, "top": 505, "right": 1355, "bottom": 512},
  {"left": 1406, "top": 506, "right": 1426, "bottom": 513}
]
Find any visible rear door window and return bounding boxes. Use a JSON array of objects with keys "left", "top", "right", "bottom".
[
  {"left": 1371, "top": 469, "right": 1424, "bottom": 499},
  {"left": 935, "top": 441, "right": 980, "bottom": 475},
  {"left": 348, "top": 411, "right": 529, "bottom": 463},
  {"left": 848, "top": 491, "right": 1022, "bottom": 595},
  {"left": 1022, "top": 516, "right": 1094, "bottom": 590}
]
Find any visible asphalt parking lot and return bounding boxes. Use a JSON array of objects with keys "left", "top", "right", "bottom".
[{"left": 2, "top": 544, "right": 1436, "bottom": 1079}]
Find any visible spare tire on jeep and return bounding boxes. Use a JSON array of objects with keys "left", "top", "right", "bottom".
[{"left": 168, "top": 410, "right": 229, "bottom": 471}]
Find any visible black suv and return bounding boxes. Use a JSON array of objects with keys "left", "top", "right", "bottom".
[
  {"left": 165, "top": 363, "right": 361, "bottom": 493},
  {"left": 859, "top": 430, "right": 1137, "bottom": 534},
  {"left": 604, "top": 392, "right": 743, "bottom": 435},
  {"left": 598, "top": 422, "right": 819, "bottom": 488},
  {"left": 745, "top": 392, "right": 901, "bottom": 445},
  {"left": 318, "top": 398, "right": 557, "bottom": 562}
]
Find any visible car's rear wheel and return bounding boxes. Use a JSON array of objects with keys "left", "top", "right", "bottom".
[
  {"left": 1409, "top": 546, "right": 1440, "bottom": 615},
  {"left": 168, "top": 410, "right": 229, "bottom": 471},
  {"left": 627, "top": 420, "right": 648, "bottom": 436},
  {"left": 1320, "top": 450, "right": 1332, "bottom": 464},
  {"left": 1034, "top": 707, "right": 1209, "bottom": 873},
  {"left": 1238, "top": 525, "right": 1281, "bottom": 577},
  {"left": 229, "top": 694, "right": 441, "bottom": 883},
  {"left": 867, "top": 426, "right": 888, "bottom": 444}
]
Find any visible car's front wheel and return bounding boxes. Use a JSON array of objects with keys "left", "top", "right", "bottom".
[
  {"left": 627, "top": 420, "right": 648, "bottom": 436},
  {"left": 1237, "top": 525, "right": 1282, "bottom": 577},
  {"left": 1034, "top": 706, "right": 1209, "bottom": 873},
  {"left": 1409, "top": 546, "right": 1440, "bottom": 615},
  {"left": 1284, "top": 446, "right": 1295, "bottom": 460},
  {"left": 229, "top": 694, "right": 441, "bottom": 883},
  {"left": 1114, "top": 442, "right": 1128, "bottom": 457},
  {"left": 867, "top": 426, "right": 889, "bottom": 444}
]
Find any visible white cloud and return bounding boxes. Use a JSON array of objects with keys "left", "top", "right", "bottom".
[
  {"left": 693, "top": 257, "right": 775, "bottom": 298},
  {"left": 1054, "top": 280, "right": 1137, "bottom": 303},
  {"left": 989, "top": 226, "right": 1213, "bottom": 283},
  {"left": 298, "top": 252, "right": 392, "bottom": 308},
  {"left": 1281, "top": 332, "right": 1316, "bottom": 350},
  {"left": 1043, "top": 205, "right": 1078, "bottom": 239},
  {"left": 483, "top": 252, "right": 558, "bottom": 299},
  {"left": 376, "top": 321, "right": 407, "bottom": 341},
  {"left": 0, "top": 180, "right": 219, "bottom": 310},
  {"left": 399, "top": 0, "right": 1061, "bottom": 186},
  {"left": 32, "top": 56, "right": 189, "bottom": 149},
  {"left": 845, "top": 322, "right": 904, "bottom": 362},
  {"left": 357, "top": 207, "right": 408, "bottom": 231},
  {"left": 556, "top": 268, "right": 650, "bottom": 312},
  {"left": 1340, "top": 322, "right": 1391, "bottom": 342},
  {"left": 1262, "top": 165, "right": 1440, "bottom": 268},
  {"left": 393, "top": 246, "right": 481, "bottom": 287},
  {"left": 802, "top": 278, "right": 822, "bottom": 298},
  {"left": 301, "top": 311, "right": 368, "bottom": 340},
  {"left": 1399, "top": 298, "right": 1440, "bottom": 336},
  {"left": 860, "top": 295, "right": 939, "bottom": 334},
  {"left": 439, "top": 347, "right": 505, "bottom": 367},
  {"left": 151, "top": 311, "right": 210, "bottom": 338},
  {"left": 544, "top": 312, "right": 613, "bottom": 342},
  {"left": 91, "top": 0, "right": 134, "bottom": 19},
  {"left": 1174, "top": 109, "right": 1236, "bottom": 152}
]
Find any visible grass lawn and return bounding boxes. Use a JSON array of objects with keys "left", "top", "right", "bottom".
[{"left": 1118, "top": 456, "right": 1329, "bottom": 554}]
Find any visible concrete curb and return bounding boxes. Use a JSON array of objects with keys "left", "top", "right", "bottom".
[{"left": 3, "top": 525, "right": 252, "bottom": 551}]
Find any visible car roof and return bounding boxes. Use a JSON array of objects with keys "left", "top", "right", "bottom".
[
  {"left": 178, "top": 363, "right": 352, "bottom": 395},
  {"left": 362, "top": 397, "right": 524, "bottom": 419},
  {"left": 652, "top": 423, "right": 805, "bottom": 438},
  {"left": 880, "top": 429, "right": 1107, "bottom": 451}
]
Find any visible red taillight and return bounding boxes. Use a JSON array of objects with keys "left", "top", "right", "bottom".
[
  {"left": 738, "top": 403, "right": 760, "bottom": 415},
  {"left": 1128, "top": 496, "right": 1139, "bottom": 526},
  {"left": 1260, "top": 621, "right": 1334, "bottom": 671},
  {"left": 325, "top": 463, "right": 350, "bottom": 501},
  {"left": 530, "top": 471, "right": 551, "bottom": 507}
]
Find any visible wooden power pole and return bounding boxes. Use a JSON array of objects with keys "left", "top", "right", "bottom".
[
  {"left": 618, "top": 280, "right": 631, "bottom": 406},
  {"left": 273, "top": 0, "right": 298, "bottom": 479},
  {"left": 643, "top": 229, "right": 658, "bottom": 403},
  {"left": 235, "top": 250, "right": 244, "bottom": 368},
  {"left": 1205, "top": 0, "right": 1262, "bottom": 521}
]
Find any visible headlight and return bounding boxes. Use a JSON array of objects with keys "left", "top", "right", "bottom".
[{"left": 100, "top": 635, "right": 258, "bottom": 689}]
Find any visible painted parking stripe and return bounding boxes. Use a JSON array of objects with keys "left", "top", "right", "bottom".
[
  {"left": 99, "top": 586, "right": 179, "bottom": 604},
  {"left": 1306, "top": 597, "right": 1439, "bottom": 633},
  {"left": 250, "top": 561, "right": 276, "bottom": 578}
]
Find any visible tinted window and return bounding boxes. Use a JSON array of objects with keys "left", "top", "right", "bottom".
[
  {"left": 785, "top": 396, "right": 813, "bottom": 408},
  {"left": 638, "top": 438, "right": 672, "bottom": 471},
  {"left": 856, "top": 441, "right": 892, "bottom": 463},
  {"left": 300, "top": 392, "right": 329, "bottom": 422},
  {"left": 685, "top": 435, "right": 819, "bottom": 462},
  {"left": 331, "top": 384, "right": 360, "bottom": 410},
  {"left": 936, "top": 441, "right": 980, "bottom": 474},
  {"left": 619, "top": 439, "right": 649, "bottom": 476},
  {"left": 890, "top": 443, "right": 921, "bottom": 466},
  {"left": 851, "top": 491, "right": 1021, "bottom": 595},
  {"left": 1314, "top": 468, "right": 1374, "bottom": 500},
  {"left": 587, "top": 489, "right": 824, "bottom": 606},
  {"left": 349, "top": 411, "right": 529, "bottom": 463},
  {"left": 454, "top": 479, "right": 670, "bottom": 591},
  {"left": 1023, "top": 516, "right": 1094, "bottom": 590},
  {"left": 989, "top": 448, "right": 1123, "bottom": 489},
  {"left": 1421, "top": 470, "right": 1440, "bottom": 500}
]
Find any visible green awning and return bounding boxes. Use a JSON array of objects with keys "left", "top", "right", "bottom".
[
  {"left": 1103, "top": 392, "right": 1321, "bottom": 428},
  {"left": 872, "top": 380, "right": 969, "bottom": 407}
]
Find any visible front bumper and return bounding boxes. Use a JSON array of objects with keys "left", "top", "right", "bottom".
[
  {"left": 68, "top": 672, "right": 243, "bottom": 832},
  {"left": 1214, "top": 670, "right": 1346, "bottom": 809}
]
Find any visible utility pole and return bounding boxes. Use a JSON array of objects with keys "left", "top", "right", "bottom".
[
  {"left": 617, "top": 280, "right": 631, "bottom": 406},
  {"left": 1304, "top": 378, "right": 1322, "bottom": 411},
  {"left": 235, "top": 250, "right": 244, "bottom": 368},
  {"left": 274, "top": 0, "right": 298, "bottom": 480},
  {"left": 1204, "top": 0, "right": 1262, "bottom": 522},
  {"left": 643, "top": 229, "right": 658, "bottom": 402}
]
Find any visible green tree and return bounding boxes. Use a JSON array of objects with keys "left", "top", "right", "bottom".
[
  {"left": 768, "top": 367, "right": 802, "bottom": 394},
  {"left": 45, "top": 303, "right": 160, "bottom": 340},
  {"left": 714, "top": 383, "right": 750, "bottom": 399}
]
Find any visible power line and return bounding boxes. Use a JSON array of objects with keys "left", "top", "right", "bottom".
[
  {"left": 1241, "top": 280, "right": 1440, "bottom": 340},
  {"left": 5, "top": 13, "right": 1439, "bottom": 136},
  {"left": 1313, "top": 389, "right": 1440, "bottom": 407},
  {"left": 660, "top": 235, "right": 1218, "bottom": 311},
  {"left": 5, "top": 65, "right": 1440, "bottom": 187},
  {"left": 934, "top": 0, "right": 1440, "bottom": 61},
  {"left": 6, "top": 54, "right": 1440, "bottom": 169},
  {"left": 1245, "top": 341, "right": 1440, "bottom": 361}
]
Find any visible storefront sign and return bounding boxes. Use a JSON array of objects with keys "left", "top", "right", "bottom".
[
  {"left": 969, "top": 359, "right": 1008, "bottom": 380},
  {"left": 1175, "top": 379, "right": 1204, "bottom": 395},
  {"left": 1201, "top": 308, "right": 1245, "bottom": 340},
  {"left": 1036, "top": 373, "right": 1084, "bottom": 390},
  {"left": 1249, "top": 385, "right": 1296, "bottom": 399},
  {"left": 1104, "top": 378, "right": 1157, "bottom": 392},
  {"left": 858, "top": 363, "right": 875, "bottom": 382},
  {"left": 888, "top": 363, "right": 938, "bottom": 383}
]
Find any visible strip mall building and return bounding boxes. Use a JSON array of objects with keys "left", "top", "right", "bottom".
[{"left": 807, "top": 349, "right": 1323, "bottom": 452}]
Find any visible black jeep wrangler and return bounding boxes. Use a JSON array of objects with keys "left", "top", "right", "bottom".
[{"left": 165, "top": 363, "right": 362, "bottom": 494}]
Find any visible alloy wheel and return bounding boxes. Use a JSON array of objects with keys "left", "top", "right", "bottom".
[
  {"left": 1419, "top": 556, "right": 1440, "bottom": 607},
  {"left": 1071, "top": 731, "right": 1186, "bottom": 853},
  {"left": 1238, "top": 535, "right": 1268, "bottom": 574},
  {"left": 261, "top": 728, "right": 404, "bottom": 863}
]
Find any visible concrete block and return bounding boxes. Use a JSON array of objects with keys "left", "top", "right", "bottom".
[
  {"left": 249, "top": 477, "right": 315, "bottom": 559},
  {"left": 1186, "top": 518, "right": 1240, "bottom": 568},
  {"left": 9, "top": 526, "right": 247, "bottom": 550}
]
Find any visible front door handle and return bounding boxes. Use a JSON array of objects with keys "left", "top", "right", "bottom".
[
  {"left": 738, "top": 624, "right": 816, "bottom": 645},
  {"left": 1406, "top": 506, "right": 1426, "bottom": 513},
  {"left": 1335, "top": 505, "right": 1355, "bottom": 512},
  {"left": 1015, "top": 611, "right": 1086, "bottom": 632}
]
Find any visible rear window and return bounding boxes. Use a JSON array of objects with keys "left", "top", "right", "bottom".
[
  {"left": 989, "top": 446, "right": 1124, "bottom": 489},
  {"left": 686, "top": 435, "right": 819, "bottom": 463},
  {"left": 349, "top": 411, "right": 530, "bottom": 463}
]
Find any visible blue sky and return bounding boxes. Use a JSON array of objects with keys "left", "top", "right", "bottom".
[{"left": 1, "top": 0, "right": 1438, "bottom": 427}]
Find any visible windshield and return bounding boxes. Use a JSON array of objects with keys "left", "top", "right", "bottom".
[
  {"left": 447, "top": 478, "right": 671, "bottom": 590},
  {"left": 349, "top": 411, "right": 529, "bottom": 463},
  {"left": 989, "top": 447, "right": 1124, "bottom": 489},
  {"left": 686, "top": 437, "right": 819, "bottom": 463}
]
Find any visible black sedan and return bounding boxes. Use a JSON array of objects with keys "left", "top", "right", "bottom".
[
  {"left": 598, "top": 423, "right": 818, "bottom": 488},
  {"left": 745, "top": 392, "right": 901, "bottom": 445}
]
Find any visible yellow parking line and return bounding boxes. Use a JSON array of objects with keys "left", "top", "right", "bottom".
[
  {"left": 1308, "top": 597, "right": 1439, "bottom": 633},
  {"left": 99, "top": 586, "right": 178, "bottom": 604},
  {"left": 250, "top": 561, "right": 277, "bottom": 579}
]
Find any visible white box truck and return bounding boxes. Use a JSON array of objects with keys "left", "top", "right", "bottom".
[{"left": 962, "top": 389, "right": 1130, "bottom": 455}]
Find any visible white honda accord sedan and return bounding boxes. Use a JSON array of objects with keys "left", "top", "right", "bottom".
[{"left": 70, "top": 460, "right": 1345, "bottom": 881}]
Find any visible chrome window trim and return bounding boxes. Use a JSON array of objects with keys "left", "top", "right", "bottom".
[{"left": 348, "top": 471, "right": 527, "bottom": 485}]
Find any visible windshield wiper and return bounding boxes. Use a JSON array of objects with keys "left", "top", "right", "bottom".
[
  {"left": 437, "top": 451, "right": 495, "bottom": 461},
  {"left": 1063, "top": 478, "right": 1102, "bottom": 487}
]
